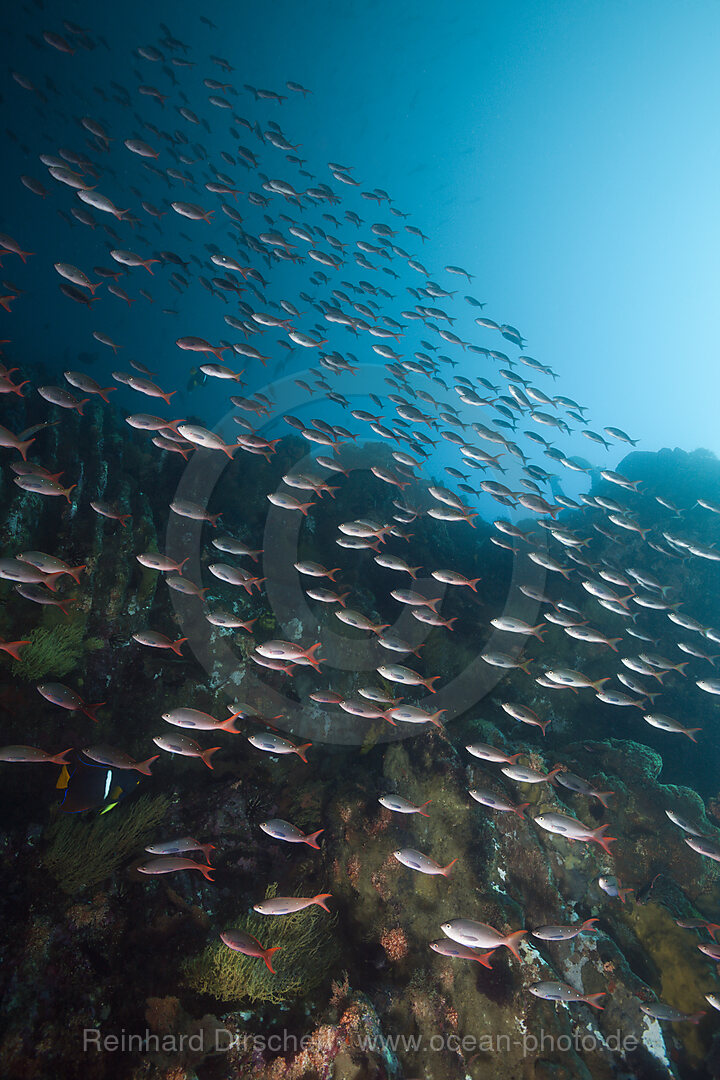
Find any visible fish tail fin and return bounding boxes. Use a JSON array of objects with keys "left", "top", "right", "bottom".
[
  {"left": 519, "top": 658, "right": 534, "bottom": 675},
  {"left": 469, "top": 577, "right": 481, "bottom": 592},
  {"left": 304, "top": 642, "right": 325, "bottom": 671},
  {"left": 263, "top": 946, "right": 281, "bottom": 973},
  {"left": 584, "top": 993, "right": 605, "bottom": 1010},
  {"left": 608, "top": 638, "right": 622, "bottom": 652},
  {"left": 597, "top": 791, "right": 615, "bottom": 809},
  {"left": 201, "top": 747, "right": 222, "bottom": 769},
  {"left": 477, "top": 948, "right": 496, "bottom": 969},
  {"left": 69, "top": 564, "right": 86, "bottom": 584},
  {"left": 83, "top": 701, "right": 105, "bottom": 723},
  {"left": 137, "top": 755, "right": 160, "bottom": 775},
  {"left": 303, "top": 829, "right": 324, "bottom": 849},
  {"left": 515, "top": 802, "right": 531, "bottom": 818},
  {"left": 177, "top": 557, "right": 189, "bottom": 575},
  {"left": 63, "top": 483, "right": 77, "bottom": 503},
  {"left": 1, "top": 640, "right": 30, "bottom": 660},
  {"left": 688, "top": 1011, "right": 707, "bottom": 1024},
  {"left": 75, "top": 398, "right": 90, "bottom": 415},
  {"left": 592, "top": 825, "right": 616, "bottom": 855},
  {"left": 423, "top": 675, "right": 441, "bottom": 693},
  {"left": 160, "top": 390, "right": 176, "bottom": 405},
  {"left": 200, "top": 843, "right": 216, "bottom": 862},
  {"left": 50, "top": 748, "right": 74, "bottom": 765},
  {"left": 686, "top": 727, "right": 702, "bottom": 742},
  {"left": 199, "top": 864, "right": 214, "bottom": 881},
  {"left": 582, "top": 918, "right": 600, "bottom": 932},
  {"left": 676, "top": 661, "right": 689, "bottom": 677},
  {"left": 503, "top": 930, "right": 527, "bottom": 960},
  {"left": 441, "top": 858, "right": 458, "bottom": 877},
  {"left": 18, "top": 437, "right": 35, "bottom": 460},
  {"left": 164, "top": 418, "right": 186, "bottom": 433},
  {"left": 312, "top": 892, "right": 332, "bottom": 912},
  {"left": 296, "top": 742, "right": 312, "bottom": 763},
  {"left": 220, "top": 713, "right": 243, "bottom": 733},
  {"left": 533, "top": 625, "right": 547, "bottom": 641},
  {"left": 539, "top": 719, "right": 551, "bottom": 736},
  {"left": 171, "top": 637, "right": 188, "bottom": 656},
  {"left": 418, "top": 800, "right": 432, "bottom": 816},
  {"left": 592, "top": 677, "right": 611, "bottom": 692},
  {"left": 327, "top": 568, "right": 341, "bottom": 581}
]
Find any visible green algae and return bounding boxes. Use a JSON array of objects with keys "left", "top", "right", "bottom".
[
  {"left": 42, "top": 794, "right": 171, "bottom": 895},
  {"left": 184, "top": 883, "right": 338, "bottom": 1004},
  {"left": 11, "top": 619, "right": 86, "bottom": 681}
]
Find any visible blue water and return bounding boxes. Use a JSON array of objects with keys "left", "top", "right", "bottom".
[{"left": 5, "top": 0, "right": 720, "bottom": 476}]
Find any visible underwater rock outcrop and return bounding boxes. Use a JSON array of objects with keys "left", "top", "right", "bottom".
[{"left": 2, "top": 400, "right": 720, "bottom": 1079}]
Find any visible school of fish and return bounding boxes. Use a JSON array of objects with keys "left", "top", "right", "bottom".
[{"left": 2, "top": 7, "right": 720, "bottom": 1058}]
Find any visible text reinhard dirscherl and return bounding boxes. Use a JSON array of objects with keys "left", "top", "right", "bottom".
[{"left": 83, "top": 1027, "right": 639, "bottom": 1058}]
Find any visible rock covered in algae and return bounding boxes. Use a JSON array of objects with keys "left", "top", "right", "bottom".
[{"left": 184, "top": 883, "right": 339, "bottom": 1005}]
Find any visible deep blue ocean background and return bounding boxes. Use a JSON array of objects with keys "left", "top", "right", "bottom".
[{"left": 4, "top": 0, "right": 720, "bottom": 496}]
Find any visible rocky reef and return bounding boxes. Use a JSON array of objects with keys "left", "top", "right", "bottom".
[{"left": 2, "top": 391, "right": 720, "bottom": 1080}]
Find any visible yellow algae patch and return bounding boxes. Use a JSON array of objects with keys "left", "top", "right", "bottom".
[
  {"left": 185, "top": 884, "right": 338, "bottom": 1004},
  {"left": 624, "top": 901, "right": 714, "bottom": 1061}
]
